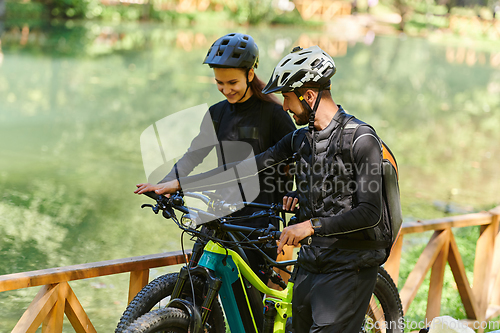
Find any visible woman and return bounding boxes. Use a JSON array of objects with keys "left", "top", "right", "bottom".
[{"left": 135, "top": 33, "right": 296, "bottom": 282}]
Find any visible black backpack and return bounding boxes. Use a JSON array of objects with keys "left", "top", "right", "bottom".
[{"left": 340, "top": 119, "right": 403, "bottom": 254}]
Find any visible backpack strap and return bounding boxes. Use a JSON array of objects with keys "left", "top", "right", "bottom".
[{"left": 291, "top": 128, "right": 307, "bottom": 153}]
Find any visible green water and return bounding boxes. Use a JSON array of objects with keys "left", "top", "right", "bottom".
[{"left": 0, "top": 20, "right": 499, "bottom": 331}]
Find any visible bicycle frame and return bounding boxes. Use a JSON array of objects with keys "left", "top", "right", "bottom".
[{"left": 171, "top": 240, "right": 293, "bottom": 333}]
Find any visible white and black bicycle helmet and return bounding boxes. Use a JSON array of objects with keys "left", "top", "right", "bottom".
[
  {"left": 203, "top": 33, "right": 259, "bottom": 69},
  {"left": 262, "top": 45, "right": 335, "bottom": 94},
  {"left": 263, "top": 46, "right": 336, "bottom": 132}
]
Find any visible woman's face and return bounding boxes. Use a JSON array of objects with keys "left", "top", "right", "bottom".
[{"left": 213, "top": 68, "right": 254, "bottom": 104}]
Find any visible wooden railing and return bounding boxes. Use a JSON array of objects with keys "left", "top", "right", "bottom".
[
  {"left": 0, "top": 251, "right": 191, "bottom": 333},
  {"left": 384, "top": 206, "right": 500, "bottom": 333},
  {"left": 2, "top": 206, "right": 500, "bottom": 332}
]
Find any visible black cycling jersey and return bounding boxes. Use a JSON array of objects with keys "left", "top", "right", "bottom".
[{"left": 160, "top": 94, "right": 296, "bottom": 228}]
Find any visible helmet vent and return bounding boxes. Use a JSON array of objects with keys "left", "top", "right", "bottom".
[
  {"left": 299, "top": 51, "right": 312, "bottom": 55},
  {"left": 232, "top": 53, "right": 241, "bottom": 58},
  {"left": 311, "top": 59, "right": 321, "bottom": 67},
  {"left": 243, "top": 35, "right": 249, "bottom": 40},
  {"left": 294, "top": 58, "right": 307, "bottom": 65},
  {"left": 228, "top": 33, "right": 235, "bottom": 36},
  {"left": 221, "top": 39, "right": 230, "bottom": 45},
  {"left": 322, "top": 66, "right": 333, "bottom": 75},
  {"left": 281, "top": 72, "right": 290, "bottom": 82},
  {"left": 239, "top": 42, "right": 247, "bottom": 48},
  {"left": 281, "top": 58, "right": 291, "bottom": 67}
]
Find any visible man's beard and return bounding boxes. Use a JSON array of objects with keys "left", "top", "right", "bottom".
[{"left": 294, "top": 106, "right": 310, "bottom": 126}]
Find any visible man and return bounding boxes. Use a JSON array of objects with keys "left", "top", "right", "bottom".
[{"left": 140, "top": 45, "right": 389, "bottom": 332}]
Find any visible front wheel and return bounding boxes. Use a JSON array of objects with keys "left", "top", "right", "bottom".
[
  {"left": 124, "top": 307, "right": 190, "bottom": 333},
  {"left": 362, "top": 266, "right": 404, "bottom": 333},
  {"left": 115, "top": 273, "right": 225, "bottom": 333}
]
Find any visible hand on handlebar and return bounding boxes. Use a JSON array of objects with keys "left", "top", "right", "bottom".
[
  {"left": 282, "top": 191, "right": 299, "bottom": 212},
  {"left": 277, "top": 220, "right": 314, "bottom": 254},
  {"left": 135, "top": 180, "right": 180, "bottom": 195}
]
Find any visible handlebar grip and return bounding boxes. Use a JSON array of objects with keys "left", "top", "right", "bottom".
[
  {"left": 279, "top": 204, "right": 300, "bottom": 215},
  {"left": 143, "top": 191, "right": 160, "bottom": 200},
  {"left": 300, "top": 236, "right": 312, "bottom": 246}
]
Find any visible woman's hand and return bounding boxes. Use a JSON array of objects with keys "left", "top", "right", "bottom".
[
  {"left": 134, "top": 180, "right": 180, "bottom": 195},
  {"left": 282, "top": 191, "right": 299, "bottom": 211}
]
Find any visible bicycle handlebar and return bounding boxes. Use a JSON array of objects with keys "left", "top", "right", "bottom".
[{"left": 141, "top": 190, "right": 310, "bottom": 245}]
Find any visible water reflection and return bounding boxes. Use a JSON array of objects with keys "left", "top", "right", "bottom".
[
  {"left": 2, "top": 22, "right": 500, "bottom": 71},
  {"left": 446, "top": 46, "right": 500, "bottom": 68}
]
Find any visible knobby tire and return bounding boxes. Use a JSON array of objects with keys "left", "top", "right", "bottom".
[
  {"left": 115, "top": 273, "right": 225, "bottom": 333},
  {"left": 361, "top": 266, "right": 404, "bottom": 333},
  {"left": 124, "top": 307, "right": 190, "bottom": 333}
]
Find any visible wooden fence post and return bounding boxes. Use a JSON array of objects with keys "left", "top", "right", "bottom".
[
  {"left": 473, "top": 213, "right": 499, "bottom": 321},
  {"left": 448, "top": 231, "right": 479, "bottom": 320},
  {"left": 384, "top": 235, "right": 403, "bottom": 286},
  {"left": 129, "top": 269, "right": 150, "bottom": 304},
  {"left": 488, "top": 208, "right": 500, "bottom": 310},
  {"left": 426, "top": 228, "right": 451, "bottom": 322},
  {"left": 399, "top": 230, "right": 448, "bottom": 314}
]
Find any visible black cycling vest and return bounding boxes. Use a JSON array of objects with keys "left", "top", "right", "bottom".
[{"left": 293, "top": 108, "right": 357, "bottom": 225}]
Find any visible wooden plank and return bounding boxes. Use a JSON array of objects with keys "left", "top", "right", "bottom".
[
  {"left": 486, "top": 304, "right": 500, "bottom": 321},
  {"left": 0, "top": 250, "right": 191, "bottom": 292},
  {"left": 448, "top": 232, "right": 479, "bottom": 319},
  {"left": 128, "top": 269, "right": 150, "bottom": 304},
  {"left": 473, "top": 215, "right": 499, "bottom": 319},
  {"left": 384, "top": 235, "right": 403, "bottom": 287},
  {"left": 64, "top": 282, "right": 97, "bottom": 333},
  {"left": 426, "top": 229, "right": 450, "bottom": 322},
  {"left": 42, "top": 282, "right": 67, "bottom": 333},
  {"left": 12, "top": 284, "right": 59, "bottom": 333},
  {"left": 401, "top": 212, "right": 493, "bottom": 235},
  {"left": 489, "top": 228, "right": 500, "bottom": 306},
  {"left": 399, "top": 230, "right": 448, "bottom": 314}
]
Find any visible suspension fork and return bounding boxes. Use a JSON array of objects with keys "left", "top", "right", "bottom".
[
  {"left": 171, "top": 265, "right": 222, "bottom": 326},
  {"left": 189, "top": 237, "right": 207, "bottom": 267}
]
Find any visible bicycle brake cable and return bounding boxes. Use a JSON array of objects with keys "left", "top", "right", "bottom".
[{"left": 181, "top": 230, "right": 196, "bottom": 309}]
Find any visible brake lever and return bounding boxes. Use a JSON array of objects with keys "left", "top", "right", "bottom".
[{"left": 141, "top": 203, "right": 160, "bottom": 214}]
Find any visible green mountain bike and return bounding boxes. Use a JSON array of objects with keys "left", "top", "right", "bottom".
[{"left": 117, "top": 191, "right": 404, "bottom": 333}]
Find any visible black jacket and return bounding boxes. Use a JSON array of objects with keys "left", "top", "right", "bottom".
[{"left": 161, "top": 95, "right": 296, "bottom": 228}]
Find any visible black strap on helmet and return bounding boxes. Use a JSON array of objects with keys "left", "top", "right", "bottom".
[
  {"left": 236, "top": 68, "right": 252, "bottom": 103},
  {"left": 293, "top": 83, "right": 330, "bottom": 133}
]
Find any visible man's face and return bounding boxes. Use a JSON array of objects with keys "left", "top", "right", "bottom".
[{"left": 282, "top": 92, "right": 309, "bottom": 126}]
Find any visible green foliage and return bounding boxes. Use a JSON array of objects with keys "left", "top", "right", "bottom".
[{"left": 4, "top": 1, "right": 47, "bottom": 20}]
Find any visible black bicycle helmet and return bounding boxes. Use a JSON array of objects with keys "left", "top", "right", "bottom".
[{"left": 203, "top": 33, "right": 259, "bottom": 69}]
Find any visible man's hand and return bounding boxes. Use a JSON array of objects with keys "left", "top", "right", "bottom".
[
  {"left": 277, "top": 221, "right": 314, "bottom": 254},
  {"left": 283, "top": 191, "right": 299, "bottom": 211},
  {"left": 134, "top": 180, "right": 180, "bottom": 195}
]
